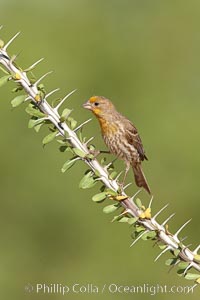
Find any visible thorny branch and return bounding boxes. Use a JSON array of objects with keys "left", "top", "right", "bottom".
[{"left": 0, "top": 30, "right": 200, "bottom": 285}]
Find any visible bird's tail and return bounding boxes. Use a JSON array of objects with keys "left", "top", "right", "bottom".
[{"left": 132, "top": 163, "right": 151, "bottom": 194}]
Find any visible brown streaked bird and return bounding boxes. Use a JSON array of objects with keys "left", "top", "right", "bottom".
[{"left": 83, "top": 96, "right": 151, "bottom": 194}]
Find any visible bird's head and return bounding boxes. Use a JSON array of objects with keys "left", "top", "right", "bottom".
[{"left": 83, "top": 96, "right": 115, "bottom": 117}]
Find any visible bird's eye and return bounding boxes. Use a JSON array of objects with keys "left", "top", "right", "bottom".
[{"left": 94, "top": 102, "right": 99, "bottom": 106}]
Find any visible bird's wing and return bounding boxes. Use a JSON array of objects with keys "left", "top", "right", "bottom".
[{"left": 125, "top": 121, "right": 148, "bottom": 161}]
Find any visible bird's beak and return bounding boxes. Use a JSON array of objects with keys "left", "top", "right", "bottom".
[{"left": 82, "top": 101, "right": 92, "bottom": 110}]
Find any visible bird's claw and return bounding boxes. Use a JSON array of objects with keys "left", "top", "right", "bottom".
[{"left": 88, "top": 149, "right": 100, "bottom": 158}]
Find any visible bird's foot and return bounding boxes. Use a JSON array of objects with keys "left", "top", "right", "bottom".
[
  {"left": 88, "top": 149, "right": 100, "bottom": 158},
  {"left": 87, "top": 148, "right": 110, "bottom": 159}
]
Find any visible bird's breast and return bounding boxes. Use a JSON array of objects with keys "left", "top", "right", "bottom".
[
  {"left": 99, "top": 118, "right": 140, "bottom": 163},
  {"left": 98, "top": 118, "right": 118, "bottom": 135},
  {"left": 99, "top": 119, "right": 124, "bottom": 156}
]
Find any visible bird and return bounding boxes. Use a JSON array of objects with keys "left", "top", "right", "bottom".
[{"left": 83, "top": 96, "right": 151, "bottom": 194}]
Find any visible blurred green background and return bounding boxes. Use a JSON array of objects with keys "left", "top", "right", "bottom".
[{"left": 0, "top": 0, "right": 200, "bottom": 299}]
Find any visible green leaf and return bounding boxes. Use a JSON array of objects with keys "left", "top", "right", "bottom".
[
  {"left": 158, "top": 244, "right": 167, "bottom": 250},
  {"left": 174, "top": 249, "right": 180, "bottom": 257},
  {"left": 25, "top": 104, "right": 45, "bottom": 118},
  {"left": 101, "top": 157, "right": 107, "bottom": 165},
  {"left": 34, "top": 122, "right": 43, "bottom": 133},
  {"left": 141, "top": 231, "right": 157, "bottom": 240},
  {"left": 105, "top": 189, "right": 118, "bottom": 197},
  {"left": 28, "top": 118, "right": 44, "bottom": 129},
  {"left": 111, "top": 215, "right": 121, "bottom": 222},
  {"left": 61, "top": 108, "right": 72, "bottom": 119},
  {"left": 0, "top": 75, "right": 10, "bottom": 87},
  {"left": 94, "top": 169, "right": 101, "bottom": 177},
  {"left": 79, "top": 171, "right": 97, "bottom": 189},
  {"left": 92, "top": 192, "right": 107, "bottom": 202},
  {"left": 11, "top": 94, "right": 26, "bottom": 107},
  {"left": 147, "top": 230, "right": 157, "bottom": 238},
  {"left": 165, "top": 258, "right": 177, "bottom": 266},
  {"left": 37, "top": 83, "right": 45, "bottom": 91},
  {"left": 194, "top": 254, "right": 200, "bottom": 262},
  {"left": 57, "top": 139, "right": 67, "bottom": 145},
  {"left": 12, "top": 85, "right": 23, "bottom": 93},
  {"left": 68, "top": 117, "right": 77, "bottom": 129},
  {"left": 178, "top": 261, "right": 190, "bottom": 270},
  {"left": 135, "top": 225, "right": 145, "bottom": 233},
  {"left": 109, "top": 171, "right": 118, "bottom": 179},
  {"left": 107, "top": 162, "right": 114, "bottom": 171},
  {"left": 42, "top": 131, "right": 57, "bottom": 145},
  {"left": 73, "top": 148, "right": 86, "bottom": 158},
  {"left": 0, "top": 39, "right": 4, "bottom": 48},
  {"left": 177, "top": 269, "right": 185, "bottom": 276},
  {"left": 59, "top": 145, "right": 72, "bottom": 153},
  {"left": 185, "top": 273, "right": 200, "bottom": 280},
  {"left": 78, "top": 130, "right": 84, "bottom": 142},
  {"left": 128, "top": 217, "right": 138, "bottom": 225},
  {"left": 135, "top": 198, "right": 142, "bottom": 208},
  {"left": 86, "top": 153, "right": 95, "bottom": 159},
  {"left": 88, "top": 144, "right": 95, "bottom": 151},
  {"left": 118, "top": 217, "right": 129, "bottom": 223},
  {"left": 103, "top": 204, "right": 119, "bottom": 214},
  {"left": 61, "top": 158, "right": 77, "bottom": 173}
]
